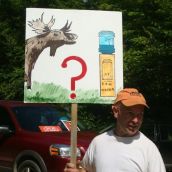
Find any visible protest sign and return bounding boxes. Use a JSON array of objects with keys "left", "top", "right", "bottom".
[{"left": 24, "top": 8, "right": 123, "bottom": 104}]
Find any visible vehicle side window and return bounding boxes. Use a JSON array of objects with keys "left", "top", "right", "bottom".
[{"left": 0, "top": 106, "right": 14, "bottom": 130}]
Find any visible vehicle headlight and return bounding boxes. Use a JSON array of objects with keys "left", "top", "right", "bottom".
[{"left": 49, "top": 144, "right": 81, "bottom": 157}]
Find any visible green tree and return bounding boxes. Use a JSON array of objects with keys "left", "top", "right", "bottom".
[
  {"left": 0, "top": 0, "right": 172, "bottom": 129},
  {"left": 121, "top": 0, "right": 172, "bottom": 121},
  {"left": 0, "top": 0, "right": 25, "bottom": 100}
]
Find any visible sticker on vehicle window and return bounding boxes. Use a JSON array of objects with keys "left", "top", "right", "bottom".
[
  {"left": 39, "top": 126, "right": 62, "bottom": 132},
  {"left": 61, "top": 120, "right": 80, "bottom": 131}
]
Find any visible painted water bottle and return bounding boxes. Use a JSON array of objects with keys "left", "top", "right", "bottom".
[{"left": 99, "top": 31, "right": 115, "bottom": 54}]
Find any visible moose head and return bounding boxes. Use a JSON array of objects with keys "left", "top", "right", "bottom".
[{"left": 25, "top": 12, "right": 78, "bottom": 89}]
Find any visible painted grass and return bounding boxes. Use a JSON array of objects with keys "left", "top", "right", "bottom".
[{"left": 24, "top": 82, "right": 114, "bottom": 104}]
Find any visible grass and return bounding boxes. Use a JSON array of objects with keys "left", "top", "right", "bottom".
[{"left": 24, "top": 81, "right": 114, "bottom": 104}]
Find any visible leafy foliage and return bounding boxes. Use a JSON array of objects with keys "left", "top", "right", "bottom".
[
  {"left": 121, "top": 0, "right": 172, "bottom": 121},
  {"left": 0, "top": 0, "right": 172, "bottom": 130}
]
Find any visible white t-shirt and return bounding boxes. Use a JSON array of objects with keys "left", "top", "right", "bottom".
[{"left": 82, "top": 130, "right": 166, "bottom": 172}]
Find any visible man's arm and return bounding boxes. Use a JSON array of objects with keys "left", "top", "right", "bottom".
[{"left": 147, "top": 144, "right": 166, "bottom": 172}]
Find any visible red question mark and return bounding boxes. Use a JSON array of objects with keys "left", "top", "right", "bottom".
[{"left": 61, "top": 56, "right": 87, "bottom": 99}]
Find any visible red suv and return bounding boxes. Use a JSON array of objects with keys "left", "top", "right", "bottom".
[{"left": 0, "top": 100, "right": 96, "bottom": 172}]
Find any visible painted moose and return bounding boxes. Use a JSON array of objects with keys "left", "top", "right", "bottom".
[{"left": 25, "top": 13, "right": 78, "bottom": 89}]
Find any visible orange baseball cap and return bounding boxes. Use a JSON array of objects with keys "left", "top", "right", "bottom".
[{"left": 114, "top": 88, "right": 149, "bottom": 108}]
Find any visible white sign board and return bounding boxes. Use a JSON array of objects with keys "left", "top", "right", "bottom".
[{"left": 24, "top": 8, "right": 123, "bottom": 104}]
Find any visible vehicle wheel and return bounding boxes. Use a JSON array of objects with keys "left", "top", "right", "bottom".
[{"left": 18, "top": 160, "right": 41, "bottom": 172}]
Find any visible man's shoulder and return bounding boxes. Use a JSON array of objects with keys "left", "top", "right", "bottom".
[
  {"left": 92, "top": 129, "right": 114, "bottom": 142},
  {"left": 139, "top": 131, "right": 157, "bottom": 147}
]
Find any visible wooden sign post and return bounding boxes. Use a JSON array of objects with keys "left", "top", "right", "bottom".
[{"left": 70, "top": 103, "right": 78, "bottom": 166}]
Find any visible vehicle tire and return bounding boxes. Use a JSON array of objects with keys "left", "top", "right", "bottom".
[{"left": 17, "top": 160, "right": 41, "bottom": 172}]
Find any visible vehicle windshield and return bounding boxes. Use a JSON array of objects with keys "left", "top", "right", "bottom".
[{"left": 12, "top": 106, "right": 85, "bottom": 132}]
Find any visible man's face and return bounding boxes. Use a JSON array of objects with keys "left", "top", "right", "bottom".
[{"left": 112, "top": 103, "right": 144, "bottom": 137}]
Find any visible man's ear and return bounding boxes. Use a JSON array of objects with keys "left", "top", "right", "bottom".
[{"left": 112, "top": 104, "right": 119, "bottom": 118}]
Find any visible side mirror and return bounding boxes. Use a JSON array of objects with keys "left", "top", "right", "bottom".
[{"left": 0, "top": 126, "right": 12, "bottom": 134}]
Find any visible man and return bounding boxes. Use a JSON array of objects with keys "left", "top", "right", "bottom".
[{"left": 64, "top": 88, "right": 166, "bottom": 172}]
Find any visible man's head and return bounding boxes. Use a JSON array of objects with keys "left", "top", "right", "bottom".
[{"left": 112, "top": 88, "right": 148, "bottom": 137}]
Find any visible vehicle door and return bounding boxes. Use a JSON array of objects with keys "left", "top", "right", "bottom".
[{"left": 0, "top": 106, "right": 15, "bottom": 169}]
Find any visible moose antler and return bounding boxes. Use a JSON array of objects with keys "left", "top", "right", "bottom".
[
  {"left": 60, "top": 20, "right": 72, "bottom": 32},
  {"left": 28, "top": 12, "right": 55, "bottom": 34},
  {"left": 25, "top": 13, "right": 77, "bottom": 89}
]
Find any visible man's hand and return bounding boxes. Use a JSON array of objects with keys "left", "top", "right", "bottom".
[
  {"left": 64, "top": 163, "right": 78, "bottom": 172},
  {"left": 64, "top": 162, "right": 86, "bottom": 172}
]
